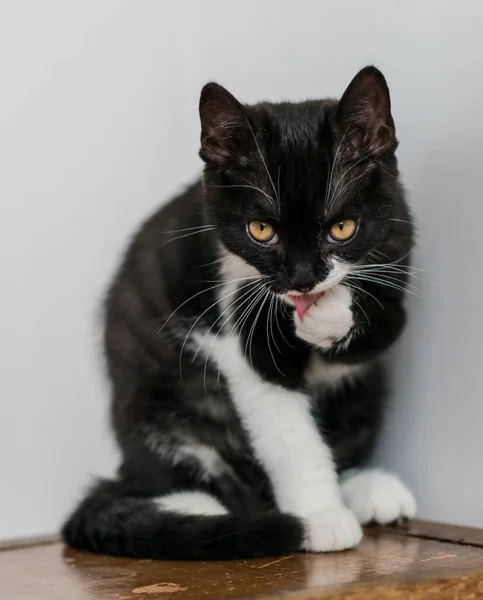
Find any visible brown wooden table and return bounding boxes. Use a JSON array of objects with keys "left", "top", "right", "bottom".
[{"left": 2, "top": 521, "right": 483, "bottom": 599}]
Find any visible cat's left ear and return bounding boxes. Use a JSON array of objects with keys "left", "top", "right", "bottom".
[
  {"left": 336, "top": 66, "right": 396, "bottom": 155},
  {"left": 199, "top": 83, "right": 253, "bottom": 166}
]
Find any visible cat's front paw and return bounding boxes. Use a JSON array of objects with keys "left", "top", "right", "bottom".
[
  {"left": 340, "top": 469, "right": 416, "bottom": 525},
  {"left": 303, "top": 505, "right": 362, "bottom": 553},
  {"left": 294, "top": 285, "right": 353, "bottom": 350}
]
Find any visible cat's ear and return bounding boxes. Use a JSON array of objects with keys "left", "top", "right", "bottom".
[
  {"left": 336, "top": 66, "right": 396, "bottom": 155},
  {"left": 199, "top": 83, "right": 253, "bottom": 166}
]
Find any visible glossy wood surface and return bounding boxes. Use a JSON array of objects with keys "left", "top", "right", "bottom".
[{"left": 2, "top": 522, "right": 483, "bottom": 599}]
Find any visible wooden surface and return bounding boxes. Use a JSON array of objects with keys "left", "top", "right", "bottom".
[{"left": 2, "top": 522, "right": 483, "bottom": 599}]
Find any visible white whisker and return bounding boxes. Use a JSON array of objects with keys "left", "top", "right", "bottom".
[
  {"left": 266, "top": 294, "right": 284, "bottom": 377},
  {"left": 343, "top": 279, "right": 384, "bottom": 311},
  {"left": 328, "top": 154, "right": 371, "bottom": 211},
  {"left": 158, "top": 275, "right": 267, "bottom": 333},
  {"left": 340, "top": 282, "right": 372, "bottom": 324},
  {"left": 162, "top": 224, "right": 215, "bottom": 234},
  {"left": 160, "top": 227, "right": 216, "bottom": 248},
  {"left": 246, "top": 287, "right": 271, "bottom": 367},
  {"left": 208, "top": 184, "right": 275, "bottom": 207},
  {"left": 346, "top": 273, "right": 426, "bottom": 299},
  {"left": 192, "top": 280, "right": 265, "bottom": 363},
  {"left": 274, "top": 296, "right": 295, "bottom": 348},
  {"left": 325, "top": 127, "right": 349, "bottom": 208},
  {"left": 179, "top": 278, "right": 263, "bottom": 376},
  {"left": 244, "top": 115, "right": 279, "bottom": 208},
  {"left": 202, "top": 281, "right": 271, "bottom": 391}
]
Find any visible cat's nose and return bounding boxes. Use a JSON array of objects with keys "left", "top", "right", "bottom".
[{"left": 288, "top": 264, "right": 317, "bottom": 292}]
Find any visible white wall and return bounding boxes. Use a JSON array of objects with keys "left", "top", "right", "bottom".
[{"left": 1, "top": 0, "right": 482, "bottom": 540}]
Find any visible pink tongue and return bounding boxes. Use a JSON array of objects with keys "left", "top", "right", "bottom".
[{"left": 291, "top": 292, "right": 325, "bottom": 322}]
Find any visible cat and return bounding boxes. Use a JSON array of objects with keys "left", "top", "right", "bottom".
[{"left": 62, "top": 66, "right": 416, "bottom": 560}]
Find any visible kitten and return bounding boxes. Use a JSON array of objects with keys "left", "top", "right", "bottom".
[{"left": 62, "top": 66, "right": 416, "bottom": 560}]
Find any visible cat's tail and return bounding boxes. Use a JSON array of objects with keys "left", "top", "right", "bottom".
[{"left": 61, "top": 479, "right": 304, "bottom": 560}]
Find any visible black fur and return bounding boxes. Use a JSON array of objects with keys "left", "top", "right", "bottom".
[{"left": 62, "top": 67, "right": 413, "bottom": 560}]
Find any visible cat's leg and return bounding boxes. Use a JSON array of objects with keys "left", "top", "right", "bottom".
[
  {"left": 206, "top": 333, "right": 362, "bottom": 553},
  {"left": 339, "top": 468, "right": 416, "bottom": 525}
]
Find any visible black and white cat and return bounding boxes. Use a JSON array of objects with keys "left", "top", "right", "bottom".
[{"left": 62, "top": 66, "right": 416, "bottom": 560}]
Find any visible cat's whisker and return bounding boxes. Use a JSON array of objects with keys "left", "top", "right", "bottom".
[
  {"left": 361, "top": 248, "right": 432, "bottom": 282},
  {"left": 201, "top": 282, "right": 267, "bottom": 393},
  {"left": 364, "top": 248, "right": 415, "bottom": 268},
  {"left": 233, "top": 284, "right": 271, "bottom": 355},
  {"left": 201, "top": 274, "right": 269, "bottom": 285},
  {"left": 246, "top": 287, "right": 272, "bottom": 368},
  {"left": 162, "top": 224, "right": 215, "bottom": 234},
  {"left": 160, "top": 227, "right": 216, "bottom": 248},
  {"left": 370, "top": 274, "right": 426, "bottom": 296},
  {"left": 274, "top": 296, "right": 294, "bottom": 348},
  {"left": 325, "top": 127, "right": 349, "bottom": 209},
  {"left": 366, "top": 248, "right": 392, "bottom": 264},
  {"left": 237, "top": 171, "right": 278, "bottom": 206},
  {"left": 192, "top": 279, "right": 266, "bottom": 364},
  {"left": 343, "top": 277, "right": 383, "bottom": 308},
  {"left": 389, "top": 218, "right": 413, "bottom": 225},
  {"left": 268, "top": 294, "right": 282, "bottom": 355},
  {"left": 346, "top": 273, "right": 427, "bottom": 299},
  {"left": 331, "top": 169, "right": 368, "bottom": 207},
  {"left": 328, "top": 154, "right": 372, "bottom": 210},
  {"left": 179, "top": 278, "right": 265, "bottom": 376},
  {"left": 244, "top": 115, "right": 279, "bottom": 209},
  {"left": 277, "top": 165, "right": 281, "bottom": 206},
  {"left": 340, "top": 282, "right": 372, "bottom": 324},
  {"left": 222, "top": 281, "right": 271, "bottom": 343},
  {"left": 158, "top": 275, "right": 269, "bottom": 333},
  {"left": 202, "top": 281, "right": 272, "bottom": 392},
  {"left": 354, "top": 261, "right": 429, "bottom": 274},
  {"left": 352, "top": 265, "right": 431, "bottom": 285},
  {"left": 195, "top": 256, "right": 225, "bottom": 269},
  {"left": 266, "top": 294, "right": 284, "bottom": 377},
  {"left": 208, "top": 184, "right": 275, "bottom": 206},
  {"left": 350, "top": 266, "right": 428, "bottom": 291},
  {"left": 230, "top": 284, "right": 269, "bottom": 343}
]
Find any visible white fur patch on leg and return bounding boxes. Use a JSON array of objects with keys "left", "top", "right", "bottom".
[
  {"left": 340, "top": 469, "right": 416, "bottom": 525},
  {"left": 154, "top": 491, "right": 228, "bottom": 516},
  {"left": 199, "top": 332, "right": 362, "bottom": 552}
]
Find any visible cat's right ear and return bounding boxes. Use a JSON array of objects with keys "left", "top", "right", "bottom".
[
  {"left": 336, "top": 66, "right": 396, "bottom": 156},
  {"left": 199, "top": 83, "right": 253, "bottom": 166}
]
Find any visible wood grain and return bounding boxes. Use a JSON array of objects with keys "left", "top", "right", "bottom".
[{"left": 2, "top": 523, "right": 483, "bottom": 599}]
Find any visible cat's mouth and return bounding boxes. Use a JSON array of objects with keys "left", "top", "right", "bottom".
[{"left": 287, "top": 291, "right": 326, "bottom": 322}]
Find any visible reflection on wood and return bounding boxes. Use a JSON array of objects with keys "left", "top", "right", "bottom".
[{"left": 1, "top": 522, "right": 483, "bottom": 599}]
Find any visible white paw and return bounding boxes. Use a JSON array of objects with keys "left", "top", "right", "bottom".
[
  {"left": 303, "top": 505, "right": 362, "bottom": 553},
  {"left": 340, "top": 469, "right": 416, "bottom": 525},
  {"left": 294, "top": 285, "right": 353, "bottom": 350}
]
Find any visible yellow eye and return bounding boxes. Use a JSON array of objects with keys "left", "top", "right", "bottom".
[
  {"left": 248, "top": 221, "right": 277, "bottom": 244},
  {"left": 329, "top": 219, "right": 357, "bottom": 242}
]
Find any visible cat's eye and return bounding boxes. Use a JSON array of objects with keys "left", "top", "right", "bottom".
[
  {"left": 247, "top": 221, "right": 278, "bottom": 245},
  {"left": 328, "top": 219, "right": 357, "bottom": 242}
]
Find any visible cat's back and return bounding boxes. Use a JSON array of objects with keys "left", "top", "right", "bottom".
[{"left": 103, "top": 179, "right": 217, "bottom": 364}]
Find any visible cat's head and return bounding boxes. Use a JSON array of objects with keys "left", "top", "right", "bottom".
[{"left": 199, "top": 67, "right": 402, "bottom": 302}]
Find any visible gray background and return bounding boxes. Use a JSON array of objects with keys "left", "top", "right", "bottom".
[{"left": 1, "top": 0, "right": 482, "bottom": 539}]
